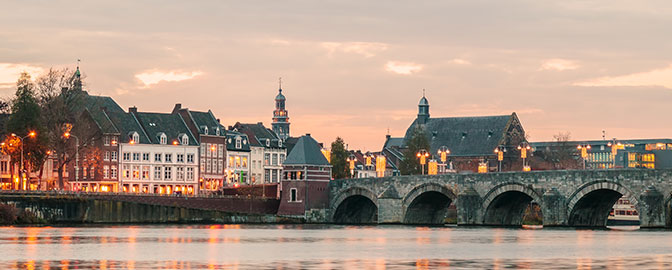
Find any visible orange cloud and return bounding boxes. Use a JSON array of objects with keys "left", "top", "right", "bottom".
[
  {"left": 135, "top": 70, "right": 203, "bottom": 88},
  {"left": 575, "top": 64, "right": 672, "bottom": 89},
  {"left": 385, "top": 61, "right": 423, "bottom": 75}
]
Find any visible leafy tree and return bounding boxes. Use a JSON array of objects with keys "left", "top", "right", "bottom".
[
  {"left": 399, "top": 127, "right": 430, "bottom": 175},
  {"left": 5, "top": 72, "right": 48, "bottom": 186},
  {"left": 330, "top": 137, "right": 349, "bottom": 179}
]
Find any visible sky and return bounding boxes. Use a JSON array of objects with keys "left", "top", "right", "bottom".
[{"left": 1, "top": 1, "right": 672, "bottom": 150}]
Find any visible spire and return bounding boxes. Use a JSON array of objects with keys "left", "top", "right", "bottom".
[
  {"left": 417, "top": 89, "right": 429, "bottom": 124},
  {"left": 279, "top": 77, "right": 282, "bottom": 92}
]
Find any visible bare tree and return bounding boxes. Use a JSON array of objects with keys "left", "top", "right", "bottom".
[{"left": 539, "top": 132, "right": 581, "bottom": 170}]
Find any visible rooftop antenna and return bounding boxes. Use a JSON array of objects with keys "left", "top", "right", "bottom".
[
  {"left": 387, "top": 127, "right": 390, "bottom": 136},
  {"left": 278, "top": 77, "right": 282, "bottom": 91},
  {"left": 422, "top": 88, "right": 426, "bottom": 97},
  {"left": 77, "top": 59, "right": 81, "bottom": 69}
]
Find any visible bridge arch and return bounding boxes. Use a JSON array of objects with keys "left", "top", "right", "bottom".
[
  {"left": 402, "top": 183, "right": 456, "bottom": 225},
  {"left": 567, "top": 180, "right": 638, "bottom": 227},
  {"left": 482, "top": 182, "right": 542, "bottom": 226},
  {"left": 331, "top": 187, "right": 378, "bottom": 224}
]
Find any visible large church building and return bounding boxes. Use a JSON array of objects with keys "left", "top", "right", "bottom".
[{"left": 394, "top": 94, "right": 528, "bottom": 173}]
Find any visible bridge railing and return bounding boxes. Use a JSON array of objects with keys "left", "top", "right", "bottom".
[{"left": 0, "top": 189, "right": 278, "bottom": 200}]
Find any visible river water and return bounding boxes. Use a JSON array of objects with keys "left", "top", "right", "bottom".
[{"left": 0, "top": 225, "right": 671, "bottom": 269}]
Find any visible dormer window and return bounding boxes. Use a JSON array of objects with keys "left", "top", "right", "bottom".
[
  {"left": 203, "top": 126, "right": 208, "bottom": 135},
  {"left": 266, "top": 139, "right": 270, "bottom": 147},
  {"left": 131, "top": 132, "right": 139, "bottom": 144},
  {"left": 215, "top": 127, "right": 221, "bottom": 136},
  {"left": 181, "top": 134, "right": 189, "bottom": 145},
  {"left": 160, "top": 133, "right": 167, "bottom": 145},
  {"left": 235, "top": 137, "right": 242, "bottom": 149},
  {"left": 278, "top": 140, "right": 282, "bottom": 147}
]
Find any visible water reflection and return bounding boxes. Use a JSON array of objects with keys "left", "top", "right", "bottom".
[{"left": 0, "top": 225, "right": 672, "bottom": 269}]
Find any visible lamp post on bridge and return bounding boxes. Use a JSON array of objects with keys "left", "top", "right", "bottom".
[
  {"left": 346, "top": 154, "right": 356, "bottom": 178},
  {"left": 607, "top": 138, "right": 622, "bottom": 169},
  {"left": 494, "top": 145, "right": 506, "bottom": 172},
  {"left": 577, "top": 144, "right": 591, "bottom": 170},
  {"left": 437, "top": 146, "right": 450, "bottom": 174},
  {"left": 416, "top": 149, "right": 429, "bottom": 175},
  {"left": 11, "top": 131, "right": 37, "bottom": 190},
  {"left": 517, "top": 142, "right": 531, "bottom": 172}
]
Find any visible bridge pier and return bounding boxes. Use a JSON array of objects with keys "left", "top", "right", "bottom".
[
  {"left": 378, "top": 185, "right": 403, "bottom": 223},
  {"left": 541, "top": 188, "right": 567, "bottom": 226},
  {"left": 456, "top": 187, "right": 483, "bottom": 225},
  {"left": 639, "top": 186, "right": 665, "bottom": 228}
]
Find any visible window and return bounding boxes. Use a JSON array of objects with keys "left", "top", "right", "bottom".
[
  {"left": 279, "top": 154, "right": 285, "bottom": 165},
  {"left": 132, "top": 165, "right": 140, "bottom": 180},
  {"left": 164, "top": 166, "right": 172, "bottom": 180},
  {"left": 289, "top": 188, "right": 297, "bottom": 202},
  {"left": 103, "top": 166, "right": 110, "bottom": 179},
  {"left": 110, "top": 166, "right": 117, "bottom": 179},
  {"left": 111, "top": 136, "right": 118, "bottom": 145},
  {"left": 266, "top": 139, "right": 270, "bottom": 147},
  {"left": 0, "top": 161, "right": 7, "bottom": 173},
  {"left": 104, "top": 151, "right": 110, "bottom": 161},
  {"left": 181, "top": 135, "right": 189, "bottom": 145},
  {"left": 206, "top": 159, "right": 211, "bottom": 173},
  {"left": 160, "top": 133, "right": 167, "bottom": 145},
  {"left": 265, "top": 169, "right": 270, "bottom": 183},
  {"left": 272, "top": 170, "right": 279, "bottom": 182},
  {"left": 187, "top": 154, "right": 194, "bottom": 163},
  {"left": 186, "top": 167, "right": 194, "bottom": 180},
  {"left": 104, "top": 136, "right": 110, "bottom": 146},
  {"left": 218, "top": 159, "right": 224, "bottom": 173},
  {"left": 155, "top": 153, "right": 162, "bottom": 162},
  {"left": 278, "top": 140, "right": 282, "bottom": 147},
  {"left": 264, "top": 153, "right": 270, "bottom": 166},
  {"left": 123, "top": 153, "right": 131, "bottom": 161},
  {"left": 235, "top": 156, "right": 241, "bottom": 168},
  {"left": 132, "top": 132, "right": 140, "bottom": 143},
  {"left": 203, "top": 126, "right": 208, "bottom": 134},
  {"left": 200, "top": 161, "right": 205, "bottom": 172},
  {"left": 272, "top": 154, "right": 278, "bottom": 166},
  {"left": 218, "top": 144, "right": 224, "bottom": 157},
  {"left": 200, "top": 144, "right": 206, "bottom": 157},
  {"left": 215, "top": 127, "right": 221, "bottom": 136},
  {"left": 235, "top": 137, "right": 242, "bottom": 149},
  {"left": 176, "top": 167, "right": 185, "bottom": 180},
  {"left": 242, "top": 157, "right": 248, "bottom": 168},
  {"left": 177, "top": 154, "right": 184, "bottom": 163},
  {"left": 165, "top": 154, "right": 172, "bottom": 163},
  {"left": 154, "top": 166, "right": 162, "bottom": 180},
  {"left": 123, "top": 165, "right": 130, "bottom": 179},
  {"left": 229, "top": 156, "right": 234, "bottom": 168},
  {"left": 111, "top": 151, "right": 118, "bottom": 161},
  {"left": 142, "top": 166, "right": 150, "bottom": 180},
  {"left": 142, "top": 153, "right": 150, "bottom": 161},
  {"left": 132, "top": 152, "right": 140, "bottom": 161}
]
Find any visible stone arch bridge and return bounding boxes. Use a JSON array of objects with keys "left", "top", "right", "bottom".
[{"left": 328, "top": 169, "right": 672, "bottom": 228}]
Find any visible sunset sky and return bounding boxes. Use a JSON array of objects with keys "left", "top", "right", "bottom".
[{"left": 1, "top": 1, "right": 671, "bottom": 150}]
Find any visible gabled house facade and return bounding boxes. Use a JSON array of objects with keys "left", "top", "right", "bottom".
[{"left": 232, "top": 122, "right": 286, "bottom": 184}]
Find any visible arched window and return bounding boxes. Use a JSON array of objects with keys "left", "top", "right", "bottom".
[
  {"left": 235, "top": 136, "right": 242, "bottom": 149},
  {"left": 215, "top": 127, "right": 221, "bottom": 136},
  {"left": 160, "top": 133, "right": 167, "bottom": 145},
  {"left": 203, "top": 126, "right": 208, "bottom": 134},
  {"left": 132, "top": 132, "right": 139, "bottom": 144},
  {"left": 181, "top": 134, "right": 189, "bottom": 145}
]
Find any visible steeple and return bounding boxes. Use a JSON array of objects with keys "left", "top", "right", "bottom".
[
  {"left": 272, "top": 77, "right": 290, "bottom": 140},
  {"left": 73, "top": 59, "right": 83, "bottom": 91},
  {"left": 417, "top": 89, "right": 430, "bottom": 124}
]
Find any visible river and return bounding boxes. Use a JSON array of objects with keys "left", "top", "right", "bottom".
[{"left": 0, "top": 225, "right": 670, "bottom": 269}]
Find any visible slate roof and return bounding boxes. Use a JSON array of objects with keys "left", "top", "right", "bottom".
[
  {"left": 403, "top": 114, "right": 517, "bottom": 157},
  {"left": 284, "top": 134, "right": 330, "bottom": 166},
  {"left": 284, "top": 136, "right": 300, "bottom": 154},
  {"left": 132, "top": 112, "right": 198, "bottom": 146},
  {"left": 382, "top": 136, "right": 404, "bottom": 150},
  {"left": 233, "top": 122, "right": 284, "bottom": 148},
  {"left": 77, "top": 94, "right": 125, "bottom": 134},
  {"left": 225, "top": 130, "right": 251, "bottom": 152},
  {"left": 189, "top": 110, "right": 223, "bottom": 136},
  {"left": 105, "top": 111, "right": 151, "bottom": 144}
]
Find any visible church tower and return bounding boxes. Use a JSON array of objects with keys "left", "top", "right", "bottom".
[
  {"left": 417, "top": 90, "right": 430, "bottom": 125},
  {"left": 272, "top": 79, "right": 290, "bottom": 140}
]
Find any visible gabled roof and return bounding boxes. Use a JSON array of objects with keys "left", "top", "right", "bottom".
[
  {"left": 382, "top": 136, "right": 404, "bottom": 150},
  {"left": 78, "top": 94, "right": 124, "bottom": 134},
  {"left": 404, "top": 113, "right": 519, "bottom": 157},
  {"left": 233, "top": 122, "right": 284, "bottom": 148},
  {"left": 132, "top": 112, "right": 198, "bottom": 146},
  {"left": 284, "top": 134, "right": 330, "bottom": 166},
  {"left": 225, "top": 130, "right": 251, "bottom": 152},
  {"left": 106, "top": 111, "right": 151, "bottom": 144},
  {"left": 189, "top": 110, "right": 222, "bottom": 136}
]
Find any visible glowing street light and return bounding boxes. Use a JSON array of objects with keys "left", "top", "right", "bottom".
[
  {"left": 577, "top": 144, "right": 591, "bottom": 170},
  {"left": 494, "top": 145, "right": 506, "bottom": 172},
  {"left": 375, "top": 154, "right": 386, "bottom": 178},
  {"left": 416, "top": 149, "right": 430, "bottom": 175},
  {"left": 607, "top": 138, "right": 622, "bottom": 168},
  {"left": 12, "top": 131, "right": 37, "bottom": 190},
  {"left": 517, "top": 142, "right": 531, "bottom": 172},
  {"left": 346, "top": 154, "right": 357, "bottom": 178},
  {"left": 437, "top": 146, "right": 450, "bottom": 174}
]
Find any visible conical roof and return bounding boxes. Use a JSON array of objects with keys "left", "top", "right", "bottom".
[
  {"left": 284, "top": 134, "right": 329, "bottom": 166},
  {"left": 275, "top": 89, "right": 286, "bottom": 101},
  {"left": 419, "top": 96, "right": 429, "bottom": 106}
]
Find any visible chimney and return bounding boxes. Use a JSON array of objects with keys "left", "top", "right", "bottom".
[
  {"left": 129, "top": 106, "right": 137, "bottom": 113},
  {"left": 217, "top": 118, "right": 220, "bottom": 123},
  {"left": 171, "top": 103, "right": 182, "bottom": 114},
  {"left": 386, "top": 134, "right": 391, "bottom": 140},
  {"left": 306, "top": 133, "right": 311, "bottom": 137}
]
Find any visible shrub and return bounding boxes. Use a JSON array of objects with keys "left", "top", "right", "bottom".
[{"left": 0, "top": 203, "right": 18, "bottom": 224}]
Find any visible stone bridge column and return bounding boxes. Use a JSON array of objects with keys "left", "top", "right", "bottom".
[
  {"left": 457, "top": 186, "right": 482, "bottom": 225},
  {"left": 639, "top": 186, "right": 665, "bottom": 228},
  {"left": 377, "top": 185, "right": 402, "bottom": 224},
  {"left": 541, "top": 188, "right": 567, "bottom": 226}
]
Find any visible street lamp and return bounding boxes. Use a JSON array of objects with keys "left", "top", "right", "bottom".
[
  {"left": 606, "top": 138, "right": 622, "bottom": 169},
  {"left": 346, "top": 154, "right": 356, "bottom": 178},
  {"left": 416, "top": 149, "right": 430, "bottom": 175},
  {"left": 364, "top": 152, "right": 374, "bottom": 170},
  {"left": 375, "top": 154, "right": 386, "bottom": 178},
  {"left": 437, "top": 146, "right": 450, "bottom": 173},
  {"left": 11, "top": 131, "right": 36, "bottom": 190},
  {"left": 63, "top": 132, "right": 80, "bottom": 184},
  {"left": 517, "top": 142, "right": 531, "bottom": 172},
  {"left": 494, "top": 145, "right": 506, "bottom": 172},
  {"left": 577, "top": 144, "right": 591, "bottom": 170}
]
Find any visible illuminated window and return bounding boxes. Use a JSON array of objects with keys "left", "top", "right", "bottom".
[
  {"left": 242, "top": 157, "right": 248, "bottom": 168},
  {"left": 176, "top": 167, "right": 185, "bottom": 180},
  {"left": 142, "top": 166, "right": 150, "bottom": 180},
  {"left": 132, "top": 165, "right": 140, "bottom": 180},
  {"left": 103, "top": 166, "right": 109, "bottom": 179}
]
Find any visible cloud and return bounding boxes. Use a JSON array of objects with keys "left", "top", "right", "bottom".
[
  {"left": 385, "top": 61, "right": 423, "bottom": 75},
  {"left": 135, "top": 70, "right": 203, "bottom": 88},
  {"left": 0, "top": 63, "right": 44, "bottom": 89},
  {"left": 450, "top": 58, "right": 471, "bottom": 65},
  {"left": 575, "top": 64, "right": 672, "bottom": 89},
  {"left": 539, "top": 59, "right": 579, "bottom": 71},
  {"left": 322, "top": 42, "right": 388, "bottom": 58}
]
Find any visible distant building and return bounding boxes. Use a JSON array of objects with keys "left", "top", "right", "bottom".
[
  {"left": 271, "top": 85, "right": 290, "bottom": 140},
  {"left": 232, "top": 122, "right": 286, "bottom": 184},
  {"left": 277, "top": 134, "right": 331, "bottom": 217},
  {"left": 531, "top": 139, "right": 672, "bottom": 170},
  {"left": 402, "top": 94, "right": 527, "bottom": 172},
  {"left": 224, "top": 130, "right": 251, "bottom": 185}
]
